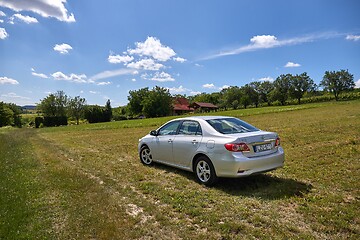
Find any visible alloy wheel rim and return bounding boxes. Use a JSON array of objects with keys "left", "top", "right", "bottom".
[
  {"left": 141, "top": 148, "right": 152, "bottom": 164},
  {"left": 196, "top": 160, "right": 211, "bottom": 182}
]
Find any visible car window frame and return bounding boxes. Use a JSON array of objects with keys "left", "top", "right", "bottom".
[
  {"left": 157, "top": 120, "right": 181, "bottom": 136},
  {"left": 177, "top": 120, "right": 202, "bottom": 136}
]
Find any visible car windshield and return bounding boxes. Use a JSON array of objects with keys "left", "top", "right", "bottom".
[{"left": 206, "top": 118, "right": 259, "bottom": 134}]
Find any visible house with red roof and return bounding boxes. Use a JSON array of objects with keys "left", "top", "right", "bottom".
[
  {"left": 189, "top": 102, "right": 218, "bottom": 112},
  {"left": 172, "top": 97, "right": 194, "bottom": 115}
]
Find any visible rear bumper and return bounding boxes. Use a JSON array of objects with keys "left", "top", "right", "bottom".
[{"left": 211, "top": 147, "right": 285, "bottom": 178}]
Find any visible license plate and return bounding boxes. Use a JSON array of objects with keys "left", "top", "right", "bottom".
[{"left": 254, "top": 143, "right": 272, "bottom": 152}]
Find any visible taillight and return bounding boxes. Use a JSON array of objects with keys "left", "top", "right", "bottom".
[
  {"left": 224, "top": 143, "right": 250, "bottom": 152},
  {"left": 275, "top": 137, "right": 280, "bottom": 147}
]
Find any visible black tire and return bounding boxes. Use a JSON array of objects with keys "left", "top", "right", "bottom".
[
  {"left": 194, "top": 156, "right": 218, "bottom": 186},
  {"left": 139, "top": 145, "right": 153, "bottom": 166}
]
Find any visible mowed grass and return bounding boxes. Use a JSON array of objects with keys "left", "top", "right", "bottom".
[{"left": 1, "top": 100, "right": 359, "bottom": 239}]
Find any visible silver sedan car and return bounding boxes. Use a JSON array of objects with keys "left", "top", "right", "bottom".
[{"left": 138, "top": 116, "right": 284, "bottom": 186}]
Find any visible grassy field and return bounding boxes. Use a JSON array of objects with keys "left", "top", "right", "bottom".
[{"left": 1, "top": 101, "right": 359, "bottom": 239}]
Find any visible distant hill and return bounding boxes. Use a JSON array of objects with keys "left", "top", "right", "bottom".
[{"left": 22, "top": 105, "right": 37, "bottom": 110}]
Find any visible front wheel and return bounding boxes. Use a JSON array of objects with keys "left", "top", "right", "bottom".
[
  {"left": 140, "top": 146, "right": 153, "bottom": 165},
  {"left": 194, "top": 156, "right": 218, "bottom": 186}
]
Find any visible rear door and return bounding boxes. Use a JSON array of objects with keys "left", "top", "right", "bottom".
[{"left": 172, "top": 120, "right": 203, "bottom": 167}]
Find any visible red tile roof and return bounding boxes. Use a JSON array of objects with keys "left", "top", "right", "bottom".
[{"left": 191, "top": 102, "right": 218, "bottom": 108}]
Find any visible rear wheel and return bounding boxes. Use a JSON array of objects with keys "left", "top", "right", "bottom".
[
  {"left": 194, "top": 156, "right": 218, "bottom": 186},
  {"left": 140, "top": 146, "right": 153, "bottom": 165}
]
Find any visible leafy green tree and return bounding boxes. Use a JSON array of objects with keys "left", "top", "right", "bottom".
[
  {"left": 0, "top": 102, "right": 22, "bottom": 127},
  {"left": 128, "top": 87, "right": 149, "bottom": 116},
  {"left": 142, "top": 86, "right": 172, "bottom": 118},
  {"left": 219, "top": 86, "right": 241, "bottom": 109},
  {"left": 320, "top": 70, "right": 355, "bottom": 101},
  {"left": 258, "top": 81, "right": 274, "bottom": 106},
  {"left": 242, "top": 84, "right": 258, "bottom": 108},
  {"left": 68, "top": 96, "right": 86, "bottom": 125},
  {"left": 38, "top": 90, "right": 68, "bottom": 117},
  {"left": 271, "top": 74, "right": 292, "bottom": 105},
  {"left": 289, "top": 72, "right": 316, "bottom": 104},
  {"left": 104, "top": 99, "right": 112, "bottom": 121}
]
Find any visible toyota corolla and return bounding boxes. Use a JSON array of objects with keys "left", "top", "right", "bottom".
[{"left": 138, "top": 116, "right": 284, "bottom": 186}]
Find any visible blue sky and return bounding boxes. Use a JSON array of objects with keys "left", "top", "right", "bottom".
[{"left": 0, "top": 0, "right": 359, "bottom": 106}]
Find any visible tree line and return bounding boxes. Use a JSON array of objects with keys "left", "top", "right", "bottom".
[{"left": 0, "top": 69, "right": 357, "bottom": 128}]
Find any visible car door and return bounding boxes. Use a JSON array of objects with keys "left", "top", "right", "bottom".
[
  {"left": 151, "top": 120, "right": 181, "bottom": 163},
  {"left": 172, "top": 120, "right": 203, "bottom": 167}
]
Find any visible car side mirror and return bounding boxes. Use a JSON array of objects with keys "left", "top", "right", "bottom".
[{"left": 149, "top": 130, "right": 158, "bottom": 136}]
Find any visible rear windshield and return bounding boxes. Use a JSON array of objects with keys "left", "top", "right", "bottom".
[{"left": 206, "top": 118, "right": 259, "bottom": 134}]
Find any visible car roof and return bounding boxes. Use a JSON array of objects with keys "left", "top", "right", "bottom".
[{"left": 175, "top": 116, "right": 234, "bottom": 121}]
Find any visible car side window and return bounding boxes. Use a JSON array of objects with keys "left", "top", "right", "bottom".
[
  {"left": 178, "top": 121, "right": 202, "bottom": 135},
  {"left": 158, "top": 121, "right": 180, "bottom": 136}
]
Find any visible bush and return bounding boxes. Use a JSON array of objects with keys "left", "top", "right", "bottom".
[
  {"left": 43, "top": 116, "right": 68, "bottom": 127},
  {"left": 35, "top": 117, "right": 44, "bottom": 128}
]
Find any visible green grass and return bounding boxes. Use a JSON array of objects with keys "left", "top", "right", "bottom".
[{"left": 1, "top": 100, "right": 359, "bottom": 239}]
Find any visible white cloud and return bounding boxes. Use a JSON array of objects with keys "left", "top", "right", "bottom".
[
  {"left": 54, "top": 43, "right": 72, "bottom": 54},
  {"left": 284, "top": 61, "right": 301, "bottom": 68},
  {"left": 148, "top": 72, "right": 175, "bottom": 82},
  {"left": 51, "top": 71, "right": 87, "bottom": 83},
  {"left": 202, "top": 83, "right": 217, "bottom": 89},
  {"left": 89, "top": 68, "right": 135, "bottom": 82},
  {"left": 190, "top": 91, "right": 201, "bottom": 95},
  {"left": 127, "top": 58, "right": 164, "bottom": 71},
  {"left": 346, "top": 35, "right": 360, "bottom": 41},
  {"left": 89, "top": 91, "right": 99, "bottom": 94},
  {"left": 220, "top": 85, "right": 230, "bottom": 90},
  {"left": 1, "top": 92, "right": 29, "bottom": 99},
  {"left": 0, "top": 20, "right": 3, "bottom": 23},
  {"left": 167, "top": 85, "right": 189, "bottom": 94},
  {"left": 9, "top": 13, "right": 38, "bottom": 24},
  {"left": 0, "top": 11, "right": 5, "bottom": 17},
  {"left": 127, "top": 36, "right": 176, "bottom": 61},
  {"left": 259, "top": 76, "right": 274, "bottom": 82},
  {"left": 0, "top": 0, "right": 75, "bottom": 22},
  {"left": 355, "top": 79, "right": 360, "bottom": 89},
  {"left": 108, "top": 54, "right": 134, "bottom": 64},
  {"left": 32, "top": 72, "right": 48, "bottom": 79},
  {"left": 96, "top": 81, "right": 111, "bottom": 86},
  {"left": 0, "top": 27, "right": 8, "bottom": 39},
  {"left": 173, "top": 57, "right": 186, "bottom": 63},
  {"left": 203, "top": 32, "right": 342, "bottom": 60},
  {"left": 195, "top": 63, "right": 203, "bottom": 67},
  {"left": 0, "top": 76, "right": 19, "bottom": 85},
  {"left": 131, "top": 78, "right": 136, "bottom": 82}
]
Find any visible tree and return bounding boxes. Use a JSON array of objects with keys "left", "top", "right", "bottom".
[
  {"left": 258, "top": 81, "right": 274, "bottom": 106},
  {"left": 142, "top": 86, "right": 172, "bottom": 118},
  {"left": 0, "top": 102, "right": 22, "bottom": 127},
  {"left": 219, "top": 86, "right": 241, "bottom": 109},
  {"left": 104, "top": 99, "right": 112, "bottom": 122},
  {"left": 289, "top": 72, "right": 316, "bottom": 104},
  {"left": 68, "top": 96, "right": 86, "bottom": 125},
  {"left": 242, "top": 84, "right": 259, "bottom": 108},
  {"left": 271, "top": 74, "right": 292, "bottom": 105},
  {"left": 38, "top": 90, "right": 68, "bottom": 117},
  {"left": 128, "top": 87, "right": 149, "bottom": 116},
  {"left": 320, "top": 70, "right": 355, "bottom": 101}
]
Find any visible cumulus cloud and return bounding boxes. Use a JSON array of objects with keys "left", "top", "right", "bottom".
[
  {"left": 259, "top": 76, "right": 274, "bottom": 82},
  {"left": 0, "top": 76, "right": 19, "bottom": 84},
  {"left": 284, "top": 61, "right": 301, "bottom": 68},
  {"left": 220, "top": 85, "right": 230, "bottom": 90},
  {"left": 32, "top": 72, "right": 48, "bottom": 79},
  {"left": 167, "top": 85, "right": 189, "bottom": 94},
  {"left": 108, "top": 54, "right": 134, "bottom": 64},
  {"left": 127, "top": 58, "right": 164, "bottom": 71},
  {"left": 148, "top": 72, "right": 175, "bottom": 82},
  {"left": 346, "top": 35, "right": 360, "bottom": 41},
  {"left": 127, "top": 36, "right": 176, "bottom": 61},
  {"left": 96, "top": 81, "right": 111, "bottom": 86},
  {"left": 0, "top": 0, "right": 75, "bottom": 22},
  {"left": 51, "top": 71, "right": 87, "bottom": 83},
  {"left": 0, "top": 27, "right": 8, "bottom": 39},
  {"left": 202, "top": 83, "right": 217, "bottom": 89},
  {"left": 355, "top": 79, "right": 360, "bottom": 89},
  {"left": 0, "top": 10, "right": 5, "bottom": 17},
  {"left": 54, "top": 43, "right": 72, "bottom": 54},
  {"left": 9, "top": 13, "right": 38, "bottom": 24},
  {"left": 190, "top": 91, "right": 202, "bottom": 95},
  {"left": 173, "top": 57, "right": 187, "bottom": 63}
]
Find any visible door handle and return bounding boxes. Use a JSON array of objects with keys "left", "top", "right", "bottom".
[
  {"left": 168, "top": 139, "right": 173, "bottom": 143},
  {"left": 192, "top": 140, "right": 198, "bottom": 144}
]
